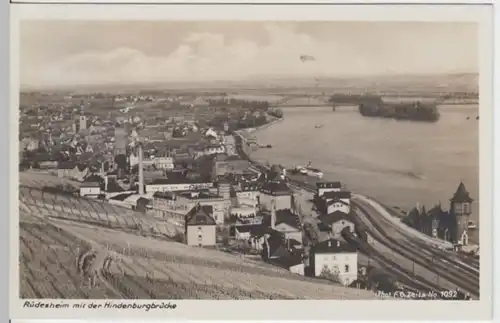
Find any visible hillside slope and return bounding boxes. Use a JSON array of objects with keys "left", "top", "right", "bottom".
[
  {"left": 18, "top": 173, "right": 384, "bottom": 300},
  {"left": 19, "top": 211, "right": 384, "bottom": 299}
]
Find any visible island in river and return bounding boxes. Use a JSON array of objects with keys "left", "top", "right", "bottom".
[{"left": 329, "top": 94, "right": 440, "bottom": 122}]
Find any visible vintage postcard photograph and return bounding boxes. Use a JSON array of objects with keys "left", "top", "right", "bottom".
[{"left": 10, "top": 3, "right": 493, "bottom": 321}]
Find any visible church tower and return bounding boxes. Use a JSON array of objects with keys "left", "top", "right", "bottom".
[
  {"left": 79, "top": 100, "right": 88, "bottom": 131},
  {"left": 450, "top": 181, "right": 473, "bottom": 245}
]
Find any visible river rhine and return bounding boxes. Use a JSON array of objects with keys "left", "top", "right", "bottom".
[{"left": 250, "top": 105, "right": 480, "bottom": 243}]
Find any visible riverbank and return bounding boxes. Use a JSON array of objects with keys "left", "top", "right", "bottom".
[{"left": 237, "top": 114, "right": 479, "bottom": 247}]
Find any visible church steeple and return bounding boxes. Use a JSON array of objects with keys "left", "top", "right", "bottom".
[
  {"left": 450, "top": 181, "right": 473, "bottom": 246},
  {"left": 450, "top": 181, "right": 473, "bottom": 217},
  {"left": 450, "top": 181, "right": 473, "bottom": 204}
]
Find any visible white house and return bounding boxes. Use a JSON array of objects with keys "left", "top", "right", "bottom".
[
  {"left": 310, "top": 238, "right": 358, "bottom": 286},
  {"left": 80, "top": 182, "right": 101, "bottom": 197},
  {"left": 259, "top": 181, "right": 293, "bottom": 211},
  {"left": 316, "top": 181, "right": 342, "bottom": 197}
]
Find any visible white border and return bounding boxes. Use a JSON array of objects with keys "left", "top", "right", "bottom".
[
  {"left": 9, "top": 4, "right": 494, "bottom": 321},
  {"left": 8, "top": 0, "right": 496, "bottom": 5}
]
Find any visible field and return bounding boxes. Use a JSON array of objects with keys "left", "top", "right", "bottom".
[{"left": 18, "top": 172, "right": 384, "bottom": 299}]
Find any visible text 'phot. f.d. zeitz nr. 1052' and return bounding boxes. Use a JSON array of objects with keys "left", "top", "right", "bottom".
[{"left": 12, "top": 8, "right": 491, "bottom": 320}]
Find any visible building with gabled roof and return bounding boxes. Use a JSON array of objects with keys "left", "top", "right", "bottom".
[
  {"left": 259, "top": 180, "right": 293, "bottom": 211},
  {"left": 269, "top": 209, "right": 303, "bottom": 246},
  {"left": 319, "top": 211, "right": 355, "bottom": 239},
  {"left": 309, "top": 238, "right": 358, "bottom": 285},
  {"left": 184, "top": 203, "right": 217, "bottom": 246}
]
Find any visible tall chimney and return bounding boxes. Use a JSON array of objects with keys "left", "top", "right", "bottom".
[
  {"left": 270, "top": 200, "right": 276, "bottom": 229},
  {"left": 138, "top": 144, "right": 144, "bottom": 195},
  {"left": 104, "top": 175, "right": 109, "bottom": 192}
]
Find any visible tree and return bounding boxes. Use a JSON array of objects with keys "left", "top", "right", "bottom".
[{"left": 320, "top": 264, "right": 342, "bottom": 284}]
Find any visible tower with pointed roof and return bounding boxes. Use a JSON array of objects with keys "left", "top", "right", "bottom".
[{"left": 450, "top": 181, "right": 473, "bottom": 245}]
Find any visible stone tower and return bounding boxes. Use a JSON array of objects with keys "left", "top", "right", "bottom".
[
  {"left": 79, "top": 100, "right": 88, "bottom": 131},
  {"left": 450, "top": 181, "right": 473, "bottom": 245}
]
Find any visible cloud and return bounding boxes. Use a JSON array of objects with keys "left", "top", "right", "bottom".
[{"left": 21, "top": 23, "right": 477, "bottom": 88}]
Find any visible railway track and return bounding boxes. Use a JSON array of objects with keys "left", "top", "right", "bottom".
[
  {"left": 354, "top": 200, "right": 479, "bottom": 298},
  {"left": 343, "top": 233, "right": 451, "bottom": 299},
  {"left": 286, "top": 176, "right": 478, "bottom": 298},
  {"left": 356, "top": 198, "right": 480, "bottom": 280}
]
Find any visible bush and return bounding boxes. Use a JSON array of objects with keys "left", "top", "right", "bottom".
[{"left": 320, "top": 265, "right": 342, "bottom": 284}]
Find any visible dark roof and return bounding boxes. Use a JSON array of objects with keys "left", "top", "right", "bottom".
[
  {"left": 450, "top": 182, "right": 473, "bottom": 203},
  {"left": 260, "top": 181, "right": 292, "bottom": 196},
  {"left": 137, "top": 197, "right": 150, "bottom": 206},
  {"left": 185, "top": 204, "right": 217, "bottom": 226},
  {"left": 264, "top": 230, "right": 290, "bottom": 258},
  {"left": 84, "top": 174, "right": 104, "bottom": 183},
  {"left": 80, "top": 181, "right": 100, "bottom": 188},
  {"left": 427, "top": 204, "right": 444, "bottom": 219},
  {"left": 322, "top": 190, "right": 352, "bottom": 200},
  {"left": 57, "top": 161, "right": 76, "bottom": 169},
  {"left": 317, "top": 222, "right": 330, "bottom": 232},
  {"left": 105, "top": 179, "right": 124, "bottom": 193},
  {"left": 150, "top": 172, "right": 208, "bottom": 185},
  {"left": 274, "top": 209, "right": 301, "bottom": 230},
  {"left": 110, "top": 192, "right": 134, "bottom": 201},
  {"left": 311, "top": 238, "right": 358, "bottom": 254},
  {"left": 201, "top": 205, "right": 213, "bottom": 214},
  {"left": 288, "top": 238, "right": 302, "bottom": 247},
  {"left": 76, "top": 164, "right": 88, "bottom": 172},
  {"left": 233, "top": 224, "right": 265, "bottom": 234},
  {"left": 153, "top": 191, "right": 176, "bottom": 200},
  {"left": 271, "top": 252, "right": 303, "bottom": 268},
  {"left": 316, "top": 181, "right": 342, "bottom": 189},
  {"left": 178, "top": 190, "right": 220, "bottom": 200},
  {"left": 319, "top": 211, "right": 352, "bottom": 226}
]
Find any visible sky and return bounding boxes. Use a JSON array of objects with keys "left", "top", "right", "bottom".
[{"left": 19, "top": 21, "right": 478, "bottom": 89}]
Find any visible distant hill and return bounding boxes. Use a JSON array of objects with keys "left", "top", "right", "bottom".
[{"left": 20, "top": 73, "right": 478, "bottom": 96}]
